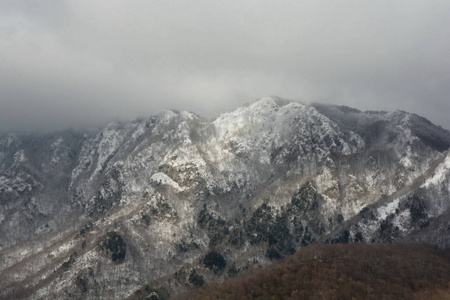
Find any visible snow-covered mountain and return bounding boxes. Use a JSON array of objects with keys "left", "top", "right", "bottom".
[{"left": 1, "top": 97, "right": 449, "bottom": 299}]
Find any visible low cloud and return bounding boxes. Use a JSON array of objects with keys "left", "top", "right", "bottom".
[{"left": 1, "top": 0, "right": 450, "bottom": 132}]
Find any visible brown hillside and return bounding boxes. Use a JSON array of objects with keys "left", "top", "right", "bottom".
[{"left": 176, "top": 243, "right": 450, "bottom": 300}]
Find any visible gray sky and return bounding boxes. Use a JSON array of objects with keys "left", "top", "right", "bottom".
[{"left": 1, "top": 0, "right": 450, "bottom": 133}]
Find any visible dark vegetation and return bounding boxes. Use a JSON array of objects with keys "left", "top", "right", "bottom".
[
  {"left": 141, "top": 213, "right": 151, "bottom": 225},
  {"left": 240, "top": 183, "right": 323, "bottom": 260},
  {"left": 90, "top": 167, "right": 124, "bottom": 217},
  {"left": 129, "top": 285, "right": 170, "bottom": 300},
  {"left": 78, "top": 222, "right": 93, "bottom": 237},
  {"left": 408, "top": 194, "right": 428, "bottom": 223},
  {"left": 195, "top": 182, "right": 324, "bottom": 263},
  {"left": 75, "top": 275, "right": 89, "bottom": 293},
  {"left": 203, "top": 251, "right": 227, "bottom": 273},
  {"left": 409, "top": 114, "right": 450, "bottom": 152},
  {"left": 244, "top": 202, "right": 297, "bottom": 258},
  {"left": 99, "top": 231, "right": 126, "bottom": 262},
  {"left": 176, "top": 243, "right": 450, "bottom": 300},
  {"left": 60, "top": 252, "right": 78, "bottom": 271},
  {"left": 313, "top": 103, "right": 450, "bottom": 153},
  {"left": 197, "top": 204, "right": 230, "bottom": 247},
  {"left": 188, "top": 270, "right": 205, "bottom": 287}
]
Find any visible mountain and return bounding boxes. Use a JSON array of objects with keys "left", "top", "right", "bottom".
[{"left": 1, "top": 96, "right": 449, "bottom": 299}]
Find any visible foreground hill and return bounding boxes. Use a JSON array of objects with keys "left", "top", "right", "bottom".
[
  {"left": 174, "top": 243, "right": 450, "bottom": 300},
  {"left": 1, "top": 97, "right": 450, "bottom": 299}
]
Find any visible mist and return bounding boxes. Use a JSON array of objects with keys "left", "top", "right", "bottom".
[{"left": 1, "top": 0, "right": 450, "bottom": 133}]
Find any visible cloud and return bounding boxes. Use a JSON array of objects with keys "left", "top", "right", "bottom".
[{"left": 1, "top": 0, "right": 450, "bottom": 132}]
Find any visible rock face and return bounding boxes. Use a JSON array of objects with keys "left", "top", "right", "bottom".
[{"left": 1, "top": 97, "right": 450, "bottom": 299}]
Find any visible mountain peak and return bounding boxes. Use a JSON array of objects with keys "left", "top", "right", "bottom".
[
  {"left": 249, "top": 96, "right": 303, "bottom": 108},
  {"left": 2, "top": 98, "right": 450, "bottom": 299}
]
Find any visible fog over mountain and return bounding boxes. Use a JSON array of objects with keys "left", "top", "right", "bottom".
[
  {"left": 2, "top": 2, "right": 450, "bottom": 299},
  {"left": 1, "top": 1, "right": 450, "bottom": 132},
  {"left": 1, "top": 97, "right": 450, "bottom": 299}
]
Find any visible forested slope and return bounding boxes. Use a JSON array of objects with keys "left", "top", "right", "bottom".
[{"left": 174, "top": 243, "right": 450, "bottom": 300}]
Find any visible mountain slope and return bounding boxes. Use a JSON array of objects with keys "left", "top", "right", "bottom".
[
  {"left": 174, "top": 243, "right": 450, "bottom": 300},
  {"left": 1, "top": 97, "right": 449, "bottom": 299}
]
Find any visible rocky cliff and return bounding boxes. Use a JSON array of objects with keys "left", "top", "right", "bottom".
[{"left": 1, "top": 97, "right": 449, "bottom": 299}]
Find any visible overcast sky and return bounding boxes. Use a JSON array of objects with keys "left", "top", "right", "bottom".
[{"left": 1, "top": 0, "right": 450, "bottom": 133}]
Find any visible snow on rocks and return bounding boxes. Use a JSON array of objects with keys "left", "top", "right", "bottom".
[
  {"left": 422, "top": 152, "right": 450, "bottom": 188},
  {"left": 377, "top": 198, "right": 400, "bottom": 220},
  {"left": 13, "top": 150, "right": 27, "bottom": 164},
  {"left": 3, "top": 96, "right": 450, "bottom": 299},
  {"left": 150, "top": 172, "right": 184, "bottom": 191}
]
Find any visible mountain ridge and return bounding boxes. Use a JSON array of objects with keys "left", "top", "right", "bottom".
[{"left": 1, "top": 96, "right": 449, "bottom": 299}]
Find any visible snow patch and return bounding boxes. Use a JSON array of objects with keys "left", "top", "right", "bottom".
[
  {"left": 422, "top": 152, "right": 450, "bottom": 188},
  {"left": 13, "top": 150, "right": 27, "bottom": 164},
  {"left": 150, "top": 172, "right": 184, "bottom": 191},
  {"left": 392, "top": 209, "right": 411, "bottom": 232},
  {"left": 400, "top": 146, "right": 414, "bottom": 169},
  {"left": 49, "top": 138, "right": 64, "bottom": 165},
  {"left": 131, "top": 121, "right": 147, "bottom": 141},
  {"left": 377, "top": 198, "right": 400, "bottom": 220},
  {"left": 92, "top": 124, "right": 124, "bottom": 177}
]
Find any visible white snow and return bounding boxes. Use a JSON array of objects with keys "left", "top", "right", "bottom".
[
  {"left": 4, "top": 96, "right": 450, "bottom": 300},
  {"left": 13, "top": 149, "right": 27, "bottom": 164},
  {"left": 150, "top": 172, "right": 184, "bottom": 191},
  {"left": 92, "top": 124, "right": 124, "bottom": 176},
  {"left": 422, "top": 152, "right": 450, "bottom": 188},
  {"left": 49, "top": 138, "right": 64, "bottom": 165},
  {"left": 131, "top": 121, "right": 146, "bottom": 141},
  {"left": 0, "top": 175, "right": 7, "bottom": 186},
  {"left": 377, "top": 198, "right": 400, "bottom": 220},
  {"left": 400, "top": 146, "right": 414, "bottom": 169},
  {"left": 49, "top": 240, "right": 77, "bottom": 258},
  {"left": 391, "top": 209, "right": 411, "bottom": 232}
]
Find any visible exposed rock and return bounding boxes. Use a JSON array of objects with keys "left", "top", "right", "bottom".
[{"left": 1, "top": 97, "right": 450, "bottom": 299}]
